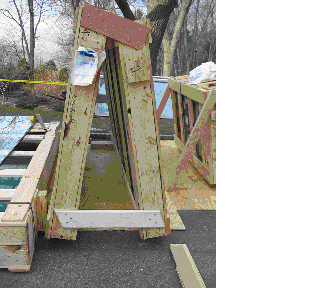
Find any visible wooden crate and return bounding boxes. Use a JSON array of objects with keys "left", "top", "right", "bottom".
[
  {"left": 0, "top": 122, "right": 60, "bottom": 272},
  {"left": 168, "top": 75, "right": 216, "bottom": 185}
]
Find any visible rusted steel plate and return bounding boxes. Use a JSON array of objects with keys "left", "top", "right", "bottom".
[{"left": 81, "top": 3, "right": 150, "bottom": 50}]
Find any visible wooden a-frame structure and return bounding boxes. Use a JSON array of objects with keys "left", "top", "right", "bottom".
[{"left": 45, "top": 3, "right": 170, "bottom": 240}]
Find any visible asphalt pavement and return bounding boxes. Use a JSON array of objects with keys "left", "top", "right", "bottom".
[{"left": 0, "top": 210, "right": 215, "bottom": 288}]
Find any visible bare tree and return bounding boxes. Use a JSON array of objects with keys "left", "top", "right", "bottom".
[
  {"left": 0, "top": 0, "right": 52, "bottom": 77},
  {"left": 162, "top": 0, "right": 194, "bottom": 76}
]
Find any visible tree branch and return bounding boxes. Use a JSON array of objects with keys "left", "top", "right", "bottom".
[{"left": 115, "top": 0, "right": 136, "bottom": 20}]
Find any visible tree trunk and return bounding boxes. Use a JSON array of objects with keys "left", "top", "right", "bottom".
[
  {"left": 12, "top": 0, "right": 30, "bottom": 70},
  {"left": 115, "top": 0, "right": 177, "bottom": 75},
  {"left": 162, "top": 30, "right": 171, "bottom": 76},
  {"left": 168, "top": 0, "right": 194, "bottom": 76},
  {"left": 28, "top": 0, "right": 35, "bottom": 77},
  {"left": 71, "top": 0, "right": 81, "bottom": 16},
  {"left": 184, "top": 16, "right": 189, "bottom": 74},
  {"left": 115, "top": 0, "right": 136, "bottom": 20},
  {"left": 147, "top": 0, "right": 178, "bottom": 74},
  {"left": 191, "top": 0, "right": 200, "bottom": 69}
]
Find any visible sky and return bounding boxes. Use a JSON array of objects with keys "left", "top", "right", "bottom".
[{"left": 0, "top": 0, "right": 147, "bottom": 68}]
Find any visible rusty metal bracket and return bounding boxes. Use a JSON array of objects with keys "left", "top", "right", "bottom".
[{"left": 81, "top": 3, "right": 150, "bottom": 50}]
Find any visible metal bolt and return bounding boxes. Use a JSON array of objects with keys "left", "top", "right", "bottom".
[
  {"left": 98, "top": 25, "right": 100, "bottom": 28},
  {"left": 88, "top": 14, "right": 89, "bottom": 17},
  {"left": 138, "top": 28, "right": 141, "bottom": 30}
]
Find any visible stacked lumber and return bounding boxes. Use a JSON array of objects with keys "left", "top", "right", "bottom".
[{"left": 0, "top": 122, "right": 60, "bottom": 272}]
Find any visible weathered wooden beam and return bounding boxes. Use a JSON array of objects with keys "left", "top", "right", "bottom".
[
  {"left": 45, "top": 6, "right": 107, "bottom": 240},
  {"left": 0, "top": 189, "right": 15, "bottom": 201},
  {"left": 29, "top": 128, "right": 46, "bottom": 133},
  {"left": 170, "top": 244, "right": 206, "bottom": 288},
  {"left": 0, "top": 169, "right": 26, "bottom": 177},
  {"left": 81, "top": 3, "right": 150, "bottom": 50},
  {"left": 55, "top": 209, "right": 165, "bottom": 229},
  {"left": 9, "top": 151, "right": 35, "bottom": 157},
  {"left": 2, "top": 122, "right": 60, "bottom": 224},
  {"left": 21, "top": 135, "right": 44, "bottom": 143}
]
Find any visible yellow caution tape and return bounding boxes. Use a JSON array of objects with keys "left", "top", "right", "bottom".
[{"left": 0, "top": 79, "right": 68, "bottom": 85}]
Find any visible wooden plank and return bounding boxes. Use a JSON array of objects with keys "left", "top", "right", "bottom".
[
  {"left": 135, "top": 19, "right": 152, "bottom": 43},
  {"left": 116, "top": 38, "right": 169, "bottom": 239},
  {"left": 170, "top": 244, "right": 206, "bottom": 288},
  {"left": 35, "top": 190, "right": 47, "bottom": 231},
  {"left": 46, "top": 7, "right": 107, "bottom": 240},
  {"left": 35, "top": 122, "right": 61, "bottom": 191},
  {"left": 1, "top": 203, "right": 30, "bottom": 223},
  {"left": 0, "top": 116, "right": 35, "bottom": 165},
  {"left": 21, "top": 135, "right": 44, "bottom": 143},
  {"left": 90, "top": 140, "right": 113, "bottom": 145},
  {"left": 118, "top": 30, "right": 151, "bottom": 83},
  {"left": 168, "top": 76, "right": 210, "bottom": 104},
  {"left": 188, "top": 98, "right": 194, "bottom": 133},
  {"left": 171, "top": 89, "right": 179, "bottom": 136},
  {"left": 0, "top": 189, "right": 15, "bottom": 200},
  {"left": 81, "top": 3, "right": 150, "bottom": 50},
  {"left": 0, "top": 210, "right": 36, "bottom": 272},
  {"left": 0, "top": 226, "right": 26, "bottom": 244},
  {"left": 210, "top": 113, "right": 216, "bottom": 184},
  {"left": 55, "top": 209, "right": 165, "bottom": 229},
  {"left": 33, "top": 123, "right": 50, "bottom": 129},
  {"left": 9, "top": 151, "right": 35, "bottom": 157},
  {"left": 29, "top": 128, "right": 46, "bottom": 133},
  {"left": 168, "top": 89, "right": 215, "bottom": 190},
  {"left": 168, "top": 77, "right": 180, "bottom": 93},
  {"left": 177, "top": 92, "right": 184, "bottom": 144},
  {"left": 0, "top": 169, "right": 26, "bottom": 177},
  {"left": 1, "top": 123, "right": 60, "bottom": 225}
]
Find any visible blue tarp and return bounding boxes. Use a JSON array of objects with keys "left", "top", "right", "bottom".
[{"left": 0, "top": 116, "right": 34, "bottom": 165}]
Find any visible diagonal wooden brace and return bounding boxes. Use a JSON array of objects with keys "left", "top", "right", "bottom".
[
  {"left": 156, "top": 85, "right": 171, "bottom": 122},
  {"left": 168, "top": 88, "right": 215, "bottom": 190}
]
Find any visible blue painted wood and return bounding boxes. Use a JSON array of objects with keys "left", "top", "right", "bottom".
[{"left": 0, "top": 116, "right": 34, "bottom": 165}]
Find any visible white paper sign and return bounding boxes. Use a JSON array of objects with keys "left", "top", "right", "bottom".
[{"left": 71, "top": 46, "right": 100, "bottom": 86}]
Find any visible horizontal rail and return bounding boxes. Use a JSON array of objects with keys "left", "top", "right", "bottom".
[
  {"left": 9, "top": 151, "right": 35, "bottom": 157},
  {"left": 90, "top": 140, "right": 113, "bottom": 145},
  {"left": 29, "top": 128, "right": 47, "bottom": 133},
  {"left": 55, "top": 209, "right": 165, "bottom": 229},
  {"left": 21, "top": 135, "right": 45, "bottom": 143},
  {"left": 0, "top": 189, "right": 15, "bottom": 201},
  {"left": 0, "top": 169, "right": 26, "bottom": 177}
]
